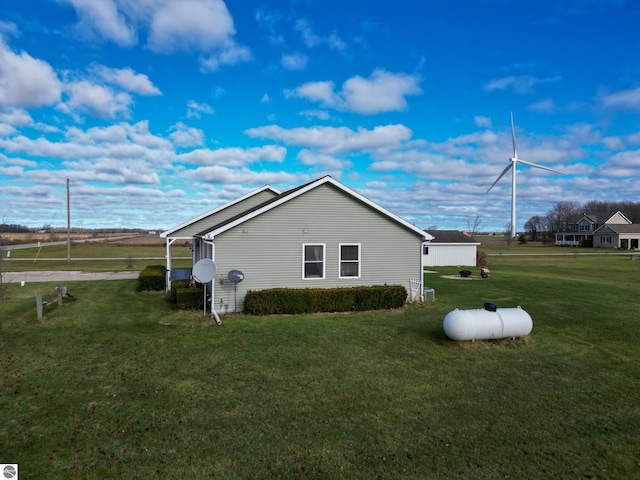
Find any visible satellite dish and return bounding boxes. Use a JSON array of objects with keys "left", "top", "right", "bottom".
[
  {"left": 193, "top": 258, "right": 217, "bottom": 283},
  {"left": 227, "top": 270, "right": 244, "bottom": 284}
]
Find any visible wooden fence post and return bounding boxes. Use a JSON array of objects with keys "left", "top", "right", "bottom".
[{"left": 36, "top": 293, "right": 43, "bottom": 320}]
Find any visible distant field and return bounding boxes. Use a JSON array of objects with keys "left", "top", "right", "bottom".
[{"left": 1, "top": 236, "right": 192, "bottom": 272}]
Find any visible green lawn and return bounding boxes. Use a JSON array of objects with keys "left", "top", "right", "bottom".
[
  {"left": 1, "top": 254, "right": 639, "bottom": 479},
  {"left": 2, "top": 243, "right": 192, "bottom": 272}
]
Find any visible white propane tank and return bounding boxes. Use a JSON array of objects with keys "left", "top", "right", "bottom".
[{"left": 443, "top": 304, "right": 533, "bottom": 341}]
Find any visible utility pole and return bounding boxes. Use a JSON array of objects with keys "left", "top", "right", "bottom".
[{"left": 67, "top": 178, "right": 71, "bottom": 263}]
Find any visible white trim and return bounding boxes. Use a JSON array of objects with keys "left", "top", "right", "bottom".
[
  {"left": 338, "top": 243, "right": 361, "bottom": 279},
  {"left": 302, "top": 243, "right": 326, "bottom": 280},
  {"left": 161, "top": 185, "right": 280, "bottom": 238},
  {"left": 203, "top": 176, "right": 433, "bottom": 241}
]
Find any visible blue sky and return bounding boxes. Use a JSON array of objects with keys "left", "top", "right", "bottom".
[{"left": 1, "top": 0, "right": 639, "bottom": 232}]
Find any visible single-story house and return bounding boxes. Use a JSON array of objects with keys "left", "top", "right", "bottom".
[
  {"left": 422, "top": 230, "right": 480, "bottom": 267},
  {"left": 161, "top": 176, "right": 434, "bottom": 312}
]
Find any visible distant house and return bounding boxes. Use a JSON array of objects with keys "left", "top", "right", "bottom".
[
  {"left": 592, "top": 224, "right": 640, "bottom": 249},
  {"left": 555, "top": 211, "right": 632, "bottom": 247},
  {"left": 422, "top": 230, "right": 480, "bottom": 267},
  {"left": 161, "top": 176, "right": 434, "bottom": 312}
]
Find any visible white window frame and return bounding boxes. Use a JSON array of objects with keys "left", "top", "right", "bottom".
[
  {"left": 302, "top": 243, "right": 325, "bottom": 280},
  {"left": 339, "top": 243, "right": 361, "bottom": 279}
]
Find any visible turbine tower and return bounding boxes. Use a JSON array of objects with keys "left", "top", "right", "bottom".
[{"left": 487, "top": 113, "right": 564, "bottom": 238}]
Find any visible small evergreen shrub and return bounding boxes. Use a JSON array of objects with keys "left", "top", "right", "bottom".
[
  {"left": 175, "top": 287, "right": 204, "bottom": 310},
  {"left": 137, "top": 265, "right": 166, "bottom": 291},
  {"left": 244, "top": 285, "right": 407, "bottom": 315},
  {"left": 170, "top": 279, "right": 190, "bottom": 302}
]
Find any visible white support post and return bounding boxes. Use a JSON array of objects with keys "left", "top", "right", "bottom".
[{"left": 165, "top": 238, "right": 176, "bottom": 291}]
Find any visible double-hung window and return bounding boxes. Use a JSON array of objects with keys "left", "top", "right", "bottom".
[
  {"left": 339, "top": 243, "right": 360, "bottom": 278},
  {"left": 303, "top": 244, "right": 325, "bottom": 279}
]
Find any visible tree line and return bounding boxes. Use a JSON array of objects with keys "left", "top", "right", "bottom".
[{"left": 524, "top": 200, "right": 640, "bottom": 242}]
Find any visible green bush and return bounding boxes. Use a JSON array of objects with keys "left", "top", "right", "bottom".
[
  {"left": 175, "top": 287, "right": 204, "bottom": 310},
  {"left": 170, "top": 279, "right": 190, "bottom": 302},
  {"left": 244, "top": 285, "right": 407, "bottom": 315},
  {"left": 136, "top": 265, "right": 166, "bottom": 291}
]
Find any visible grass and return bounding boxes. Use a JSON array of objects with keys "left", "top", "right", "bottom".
[
  {"left": 2, "top": 243, "right": 192, "bottom": 272},
  {"left": 1, "top": 254, "right": 640, "bottom": 478}
]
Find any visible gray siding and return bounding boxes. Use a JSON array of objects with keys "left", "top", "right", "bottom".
[
  {"left": 168, "top": 190, "right": 278, "bottom": 238},
  {"left": 210, "top": 183, "right": 423, "bottom": 312}
]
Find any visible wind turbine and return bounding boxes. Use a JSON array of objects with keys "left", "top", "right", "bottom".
[{"left": 486, "top": 113, "right": 564, "bottom": 238}]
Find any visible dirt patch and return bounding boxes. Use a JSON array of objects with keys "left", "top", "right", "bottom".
[
  {"left": 440, "top": 275, "right": 486, "bottom": 280},
  {"left": 452, "top": 336, "right": 534, "bottom": 349}
]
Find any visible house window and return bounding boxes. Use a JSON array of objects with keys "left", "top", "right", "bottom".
[
  {"left": 303, "top": 244, "right": 325, "bottom": 279},
  {"left": 339, "top": 244, "right": 360, "bottom": 278},
  {"left": 423, "top": 245, "right": 429, "bottom": 255}
]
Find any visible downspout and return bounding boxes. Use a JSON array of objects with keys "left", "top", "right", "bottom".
[{"left": 203, "top": 238, "right": 221, "bottom": 325}]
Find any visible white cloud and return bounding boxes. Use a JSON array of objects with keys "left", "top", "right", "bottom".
[
  {"left": 186, "top": 100, "right": 214, "bottom": 119},
  {"left": 169, "top": 122, "right": 205, "bottom": 148},
  {"left": 61, "top": 0, "right": 251, "bottom": 71},
  {"left": 199, "top": 44, "right": 252, "bottom": 72},
  {"left": 297, "top": 149, "right": 351, "bottom": 172},
  {"left": 60, "top": 80, "right": 133, "bottom": 119},
  {"left": 295, "top": 19, "right": 346, "bottom": 53},
  {"left": 245, "top": 124, "right": 413, "bottom": 154},
  {"left": 600, "top": 87, "right": 640, "bottom": 110},
  {"left": 300, "top": 110, "right": 330, "bottom": 120},
  {"left": 177, "top": 145, "right": 286, "bottom": 166},
  {"left": 0, "top": 20, "right": 19, "bottom": 38},
  {"left": 528, "top": 98, "right": 556, "bottom": 113},
  {"left": 185, "top": 165, "right": 298, "bottom": 184},
  {"left": 62, "top": 0, "right": 137, "bottom": 46},
  {"left": 0, "top": 108, "right": 33, "bottom": 127},
  {"left": 0, "top": 39, "right": 62, "bottom": 109},
  {"left": 484, "top": 75, "right": 561, "bottom": 94},
  {"left": 288, "top": 70, "right": 421, "bottom": 115},
  {"left": 147, "top": 0, "right": 235, "bottom": 53},
  {"left": 474, "top": 116, "right": 492, "bottom": 128},
  {"left": 91, "top": 65, "right": 162, "bottom": 95},
  {"left": 281, "top": 53, "right": 308, "bottom": 71}
]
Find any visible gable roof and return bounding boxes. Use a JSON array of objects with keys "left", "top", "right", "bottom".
[
  {"left": 424, "top": 230, "right": 481, "bottom": 245},
  {"left": 572, "top": 211, "right": 631, "bottom": 225},
  {"left": 161, "top": 185, "right": 281, "bottom": 238},
  {"left": 197, "top": 176, "right": 433, "bottom": 241},
  {"left": 593, "top": 223, "right": 640, "bottom": 235}
]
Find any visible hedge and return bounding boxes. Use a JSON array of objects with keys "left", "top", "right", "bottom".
[
  {"left": 244, "top": 285, "right": 408, "bottom": 315},
  {"left": 175, "top": 287, "right": 204, "bottom": 310},
  {"left": 136, "top": 265, "right": 166, "bottom": 291}
]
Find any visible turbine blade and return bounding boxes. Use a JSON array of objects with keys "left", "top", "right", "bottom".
[
  {"left": 516, "top": 158, "right": 565, "bottom": 175},
  {"left": 511, "top": 112, "right": 517, "bottom": 159},
  {"left": 486, "top": 163, "right": 513, "bottom": 194}
]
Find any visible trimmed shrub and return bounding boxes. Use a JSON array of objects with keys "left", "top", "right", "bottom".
[
  {"left": 175, "top": 287, "right": 204, "bottom": 310},
  {"left": 137, "top": 265, "right": 166, "bottom": 291},
  {"left": 244, "top": 285, "right": 407, "bottom": 315},
  {"left": 170, "top": 279, "right": 190, "bottom": 303}
]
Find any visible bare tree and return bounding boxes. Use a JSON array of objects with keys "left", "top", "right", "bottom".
[
  {"left": 524, "top": 215, "right": 546, "bottom": 242},
  {"left": 466, "top": 215, "right": 484, "bottom": 235},
  {"left": 545, "top": 201, "right": 581, "bottom": 234},
  {"left": 504, "top": 221, "right": 513, "bottom": 246}
]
